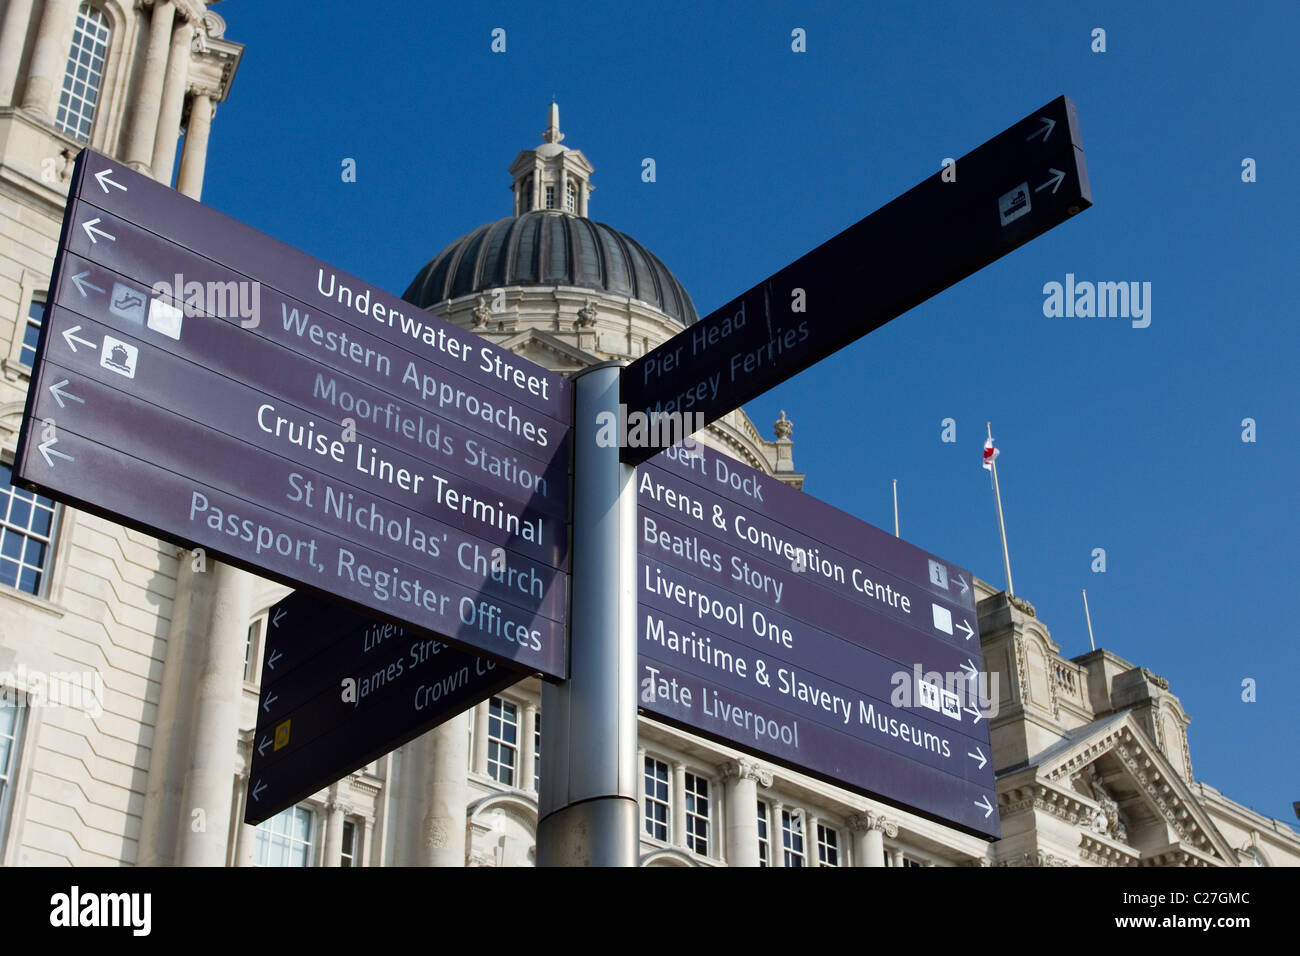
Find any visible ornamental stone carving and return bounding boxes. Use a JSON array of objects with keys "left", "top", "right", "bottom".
[
  {"left": 721, "top": 758, "right": 772, "bottom": 787},
  {"left": 773, "top": 410, "right": 793, "bottom": 439},
  {"left": 576, "top": 298, "right": 598, "bottom": 327},
  {"left": 847, "top": 811, "right": 897, "bottom": 838},
  {"left": 472, "top": 295, "right": 492, "bottom": 328}
]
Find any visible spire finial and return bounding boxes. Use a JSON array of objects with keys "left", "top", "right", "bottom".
[{"left": 543, "top": 101, "right": 564, "bottom": 144}]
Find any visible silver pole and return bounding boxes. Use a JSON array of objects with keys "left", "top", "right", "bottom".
[
  {"left": 537, "top": 361, "right": 638, "bottom": 866},
  {"left": 892, "top": 479, "right": 899, "bottom": 538},
  {"left": 1082, "top": 588, "right": 1097, "bottom": 652}
]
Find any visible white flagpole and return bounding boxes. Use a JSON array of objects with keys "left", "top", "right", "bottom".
[
  {"left": 892, "top": 479, "right": 899, "bottom": 538},
  {"left": 987, "top": 422, "right": 1014, "bottom": 597},
  {"left": 1082, "top": 588, "right": 1097, "bottom": 651}
]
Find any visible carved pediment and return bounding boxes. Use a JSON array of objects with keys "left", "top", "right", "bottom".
[{"left": 1029, "top": 713, "right": 1234, "bottom": 865}]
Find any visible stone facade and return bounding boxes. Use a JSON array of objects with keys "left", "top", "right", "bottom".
[{"left": 0, "top": 6, "right": 1295, "bottom": 867}]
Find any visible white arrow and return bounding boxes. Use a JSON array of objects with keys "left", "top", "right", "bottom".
[
  {"left": 62, "top": 325, "right": 97, "bottom": 353},
  {"left": 956, "top": 618, "right": 975, "bottom": 641},
  {"left": 251, "top": 780, "right": 267, "bottom": 802},
  {"left": 94, "top": 168, "right": 127, "bottom": 194},
  {"left": 69, "top": 271, "right": 105, "bottom": 297},
  {"left": 967, "top": 746, "right": 988, "bottom": 770},
  {"left": 272, "top": 607, "right": 287, "bottom": 628},
  {"left": 961, "top": 659, "right": 978, "bottom": 680},
  {"left": 81, "top": 217, "right": 115, "bottom": 244},
  {"left": 1026, "top": 116, "right": 1055, "bottom": 142},
  {"left": 39, "top": 437, "right": 73, "bottom": 467},
  {"left": 1034, "top": 168, "right": 1066, "bottom": 195},
  {"left": 258, "top": 735, "right": 272, "bottom": 757},
  {"left": 262, "top": 691, "right": 278, "bottom": 713},
  {"left": 975, "top": 794, "right": 995, "bottom": 818},
  {"left": 964, "top": 706, "right": 984, "bottom": 725},
  {"left": 48, "top": 380, "right": 84, "bottom": 409},
  {"left": 955, "top": 573, "right": 970, "bottom": 597},
  {"left": 266, "top": 648, "right": 282, "bottom": 671}
]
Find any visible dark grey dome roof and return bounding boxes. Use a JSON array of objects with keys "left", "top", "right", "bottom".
[{"left": 402, "top": 211, "right": 698, "bottom": 325}]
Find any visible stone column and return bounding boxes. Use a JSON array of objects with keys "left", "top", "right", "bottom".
[
  {"left": 174, "top": 561, "right": 254, "bottom": 866},
  {"left": 412, "top": 713, "right": 469, "bottom": 866},
  {"left": 321, "top": 791, "right": 346, "bottom": 867},
  {"left": 176, "top": 91, "right": 212, "bottom": 199},
  {"left": 771, "top": 800, "right": 785, "bottom": 866},
  {"left": 361, "top": 818, "right": 374, "bottom": 867},
  {"left": 890, "top": 848, "right": 904, "bottom": 868},
  {"left": 805, "top": 812, "right": 820, "bottom": 866},
  {"left": 472, "top": 700, "right": 490, "bottom": 775},
  {"left": 124, "top": 0, "right": 176, "bottom": 171},
  {"left": 0, "top": 0, "right": 36, "bottom": 107},
  {"left": 722, "top": 758, "right": 768, "bottom": 867},
  {"left": 150, "top": 14, "right": 193, "bottom": 185},
  {"left": 671, "top": 761, "right": 686, "bottom": 847},
  {"left": 520, "top": 702, "right": 537, "bottom": 792},
  {"left": 19, "top": 0, "right": 76, "bottom": 119},
  {"left": 848, "top": 811, "right": 895, "bottom": 866},
  {"left": 635, "top": 746, "right": 646, "bottom": 839}
]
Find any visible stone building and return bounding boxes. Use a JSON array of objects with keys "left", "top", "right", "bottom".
[{"left": 0, "top": 3, "right": 1295, "bottom": 867}]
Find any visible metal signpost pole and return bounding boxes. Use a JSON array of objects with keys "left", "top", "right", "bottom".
[{"left": 537, "top": 362, "right": 638, "bottom": 866}]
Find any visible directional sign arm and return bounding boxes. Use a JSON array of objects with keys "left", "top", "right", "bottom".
[{"left": 621, "top": 95, "right": 1091, "bottom": 465}]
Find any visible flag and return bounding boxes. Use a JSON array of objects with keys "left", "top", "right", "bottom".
[{"left": 982, "top": 436, "right": 999, "bottom": 471}]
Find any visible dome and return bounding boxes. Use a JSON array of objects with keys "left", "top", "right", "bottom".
[{"left": 402, "top": 211, "right": 698, "bottom": 326}]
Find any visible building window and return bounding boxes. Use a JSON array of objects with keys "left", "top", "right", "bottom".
[
  {"left": 902, "top": 856, "right": 924, "bottom": 868},
  {"left": 643, "top": 757, "right": 669, "bottom": 841},
  {"left": 487, "top": 696, "right": 517, "bottom": 786},
  {"left": 545, "top": 185, "right": 555, "bottom": 209},
  {"left": 0, "top": 696, "right": 26, "bottom": 851},
  {"left": 20, "top": 298, "right": 44, "bottom": 369},
  {"left": 817, "top": 824, "right": 840, "bottom": 866},
  {"left": 532, "top": 711, "right": 541, "bottom": 792},
  {"left": 757, "top": 799, "right": 770, "bottom": 866},
  {"left": 55, "top": 4, "right": 111, "bottom": 143},
  {"left": 684, "top": 772, "right": 710, "bottom": 855},
  {"left": 254, "top": 805, "right": 315, "bottom": 867},
  {"left": 1, "top": 463, "right": 58, "bottom": 597},
  {"left": 565, "top": 182, "right": 576, "bottom": 213},
  {"left": 340, "top": 820, "right": 357, "bottom": 867},
  {"left": 782, "top": 808, "right": 805, "bottom": 867},
  {"left": 243, "top": 619, "right": 263, "bottom": 683}
]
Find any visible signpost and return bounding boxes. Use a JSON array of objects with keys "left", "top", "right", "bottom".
[
  {"left": 244, "top": 591, "right": 523, "bottom": 824},
  {"left": 637, "top": 442, "right": 999, "bottom": 837},
  {"left": 621, "top": 94, "right": 1091, "bottom": 464},
  {"left": 15, "top": 150, "right": 571, "bottom": 681},
  {"left": 14, "top": 92, "right": 1090, "bottom": 858}
]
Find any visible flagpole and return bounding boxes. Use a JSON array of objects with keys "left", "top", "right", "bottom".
[
  {"left": 892, "top": 479, "right": 899, "bottom": 538},
  {"left": 987, "top": 422, "right": 1014, "bottom": 597},
  {"left": 1082, "top": 588, "right": 1096, "bottom": 651}
]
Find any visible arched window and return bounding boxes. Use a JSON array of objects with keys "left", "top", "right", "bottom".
[{"left": 55, "top": 4, "right": 111, "bottom": 142}]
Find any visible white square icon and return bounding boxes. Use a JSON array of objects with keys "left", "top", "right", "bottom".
[
  {"left": 147, "top": 297, "right": 183, "bottom": 340},
  {"left": 917, "top": 679, "right": 941, "bottom": 713},
  {"left": 100, "top": 335, "right": 138, "bottom": 379},
  {"left": 940, "top": 688, "right": 962, "bottom": 721},
  {"left": 998, "top": 182, "right": 1032, "bottom": 226},
  {"left": 932, "top": 603, "right": 953, "bottom": 635}
]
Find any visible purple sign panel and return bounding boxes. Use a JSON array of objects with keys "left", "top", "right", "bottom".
[
  {"left": 14, "top": 149, "right": 572, "bottom": 679},
  {"left": 245, "top": 591, "right": 523, "bottom": 824},
  {"left": 621, "top": 95, "right": 1090, "bottom": 465},
  {"left": 636, "top": 442, "right": 999, "bottom": 839}
]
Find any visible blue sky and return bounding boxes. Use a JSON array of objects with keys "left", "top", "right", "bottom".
[{"left": 206, "top": 2, "right": 1298, "bottom": 825}]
